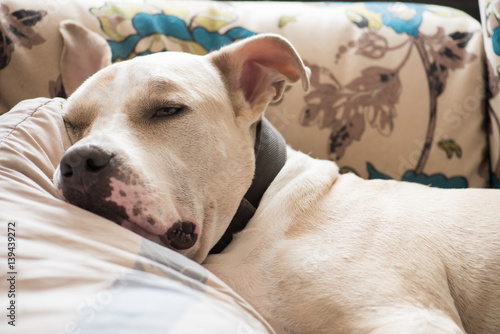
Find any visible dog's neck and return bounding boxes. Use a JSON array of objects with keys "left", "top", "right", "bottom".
[{"left": 209, "top": 117, "right": 287, "bottom": 254}]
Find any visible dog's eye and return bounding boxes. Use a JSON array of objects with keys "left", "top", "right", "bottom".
[{"left": 154, "top": 106, "right": 183, "bottom": 118}]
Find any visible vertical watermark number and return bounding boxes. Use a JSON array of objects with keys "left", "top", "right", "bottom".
[{"left": 6, "top": 221, "right": 17, "bottom": 327}]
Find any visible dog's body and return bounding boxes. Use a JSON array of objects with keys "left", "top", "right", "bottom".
[
  {"left": 54, "top": 21, "right": 500, "bottom": 333},
  {"left": 205, "top": 149, "right": 500, "bottom": 333}
]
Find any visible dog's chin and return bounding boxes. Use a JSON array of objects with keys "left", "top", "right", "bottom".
[
  {"left": 54, "top": 163, "right": 208, "bottom": 260},
  {"left": 121, "top": 216, "right": 210, "bottom": 263},
  {"left": 58, "top": 186, "right": 200, "bottom": 251}
]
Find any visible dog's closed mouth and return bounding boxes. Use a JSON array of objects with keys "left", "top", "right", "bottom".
[{"left": 162, "top": 221, "right": 198, "bottom": 250}]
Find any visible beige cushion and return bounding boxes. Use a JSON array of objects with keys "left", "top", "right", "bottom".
[{"left": 0, "top": 98, "right": 271, "bottom": 333}]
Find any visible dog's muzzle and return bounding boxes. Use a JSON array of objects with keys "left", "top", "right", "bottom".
[{"left": 56, "top": 144, "right": 198, "bottom": 250}]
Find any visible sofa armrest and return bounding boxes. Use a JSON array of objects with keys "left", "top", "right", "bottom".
[{"left": 480, "top": 0, "right": 500, "bottom": 187}]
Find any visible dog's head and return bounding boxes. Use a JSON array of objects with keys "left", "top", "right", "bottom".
[{"left": 53, "top": 21, "right": 309, "bottom": 262}]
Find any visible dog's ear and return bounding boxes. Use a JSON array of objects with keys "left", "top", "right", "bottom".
[
  {"left": 59, "top": 20, "right": 112, "bottom": 96},
  {"left": 210, "top": 34, "right": 310, "bottom": 122}
]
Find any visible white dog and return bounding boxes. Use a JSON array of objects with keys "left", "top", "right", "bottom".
[{"left": 54, "top": 21, "right": 500, "bottom": 334}]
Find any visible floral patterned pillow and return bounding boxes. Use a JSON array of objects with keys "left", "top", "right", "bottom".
[
  {"left": 265, "top": 2, "right": 488, "bottom": 188},
  {"left": 0, "top": 0, "right": 492, "bottom": 188}
]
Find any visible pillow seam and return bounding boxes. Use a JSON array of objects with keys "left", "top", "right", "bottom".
[{"left": 0, "top": 99, "right": 61, "bottom": 147}]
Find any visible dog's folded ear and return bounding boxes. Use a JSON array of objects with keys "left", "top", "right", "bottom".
[
  {"left": 59, "top": 20, "right": 112, "bottom": 97},
  {"left": 209, "top": 34, "right": 310, "bottom": 121}
]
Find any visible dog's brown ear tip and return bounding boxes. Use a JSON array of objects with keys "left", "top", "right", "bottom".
[
  {"left": 59, "top": 19, "right": 85, "bottom": 36},
  {"left": 271, "top": 34, "right": 310, "bottom": 92},
  {"left": 302, "top": 66, "right": 311, "bottom": 91},
  {"left": 59, "top": 19, "right": 75, "bottom": 29}
]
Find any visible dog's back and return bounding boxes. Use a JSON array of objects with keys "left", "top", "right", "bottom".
[{"left": 206, "top": 149, "right": 500, "bottom": 333}]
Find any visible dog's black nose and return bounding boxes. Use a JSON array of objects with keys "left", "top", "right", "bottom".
[{"left": 59, "top": 145, "right": 113, "bottom": 192}]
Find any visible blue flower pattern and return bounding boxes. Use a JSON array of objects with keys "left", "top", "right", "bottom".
[
  {"left": 107, "top": 13, "right": 255, "bottom": 61},
  {"left": 367, "top": 163, "right": 468, "bottom": 188},
  {"left": 364, "top": 3, "right": 429, "bottom": 37}
]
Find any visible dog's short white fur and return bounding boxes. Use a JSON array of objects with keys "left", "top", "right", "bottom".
[{"left": 54, "top": 21, "right": 500, "bottom": 334}]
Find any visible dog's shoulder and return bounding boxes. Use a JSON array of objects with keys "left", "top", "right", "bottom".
[{"left": 261, "top": 147, "right": 339, "bottom": 215}]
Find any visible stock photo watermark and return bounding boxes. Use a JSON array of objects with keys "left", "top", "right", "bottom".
[
  {"left": 6, "top": 220, "right": 17, "bottom": 327},
  {"left": 392, "top": 74, "right": 487, "bottom": 180}
]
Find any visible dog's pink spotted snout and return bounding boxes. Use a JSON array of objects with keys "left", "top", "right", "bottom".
[
  {"left": 162, "top": 221, "right": 198, "bottom": 250},
  {"left": 106, "top": 177, "right": 199, "bottom": 250},
  {"left": 56, "top": 144, "right": 201, "bottom": 251}
]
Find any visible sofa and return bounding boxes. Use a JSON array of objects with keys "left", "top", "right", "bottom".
[{"left": 0, "top": 1, "right": 499, "bottom": 333}]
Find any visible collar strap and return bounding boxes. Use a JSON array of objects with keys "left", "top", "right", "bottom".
[{"left": 209, "top": 117, "right": 287, "bottom": 254}]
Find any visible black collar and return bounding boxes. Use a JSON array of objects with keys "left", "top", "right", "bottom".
[{"left": 209, "top": 117, "right": 287, "bottom": 254}]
